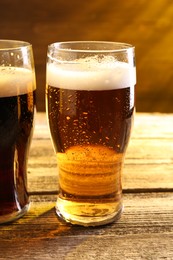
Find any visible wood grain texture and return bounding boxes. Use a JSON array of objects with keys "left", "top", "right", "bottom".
[
  {"left": 0, "top": 193, "right": 173, "bottom": 259},
  {"left": 1, "top": 1, "right": 173, "bottom": 112},
  {"left": 28, "top": 113, "right": 173, "bottom": 193},
  {"left": 0, "top": 113, "right": 173, "bottom": 259}
]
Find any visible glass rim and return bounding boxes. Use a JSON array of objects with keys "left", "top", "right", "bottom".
[
  {"left": 0, "top": 39, "right": 32, "bottom": 51},
  {"left": 48, "top": 41, "right": 134, "bottom": 53}
]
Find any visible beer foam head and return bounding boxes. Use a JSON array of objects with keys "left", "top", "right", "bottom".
[
  {"left": 47, "top": 56, "right": 136, "bottom": 90},
  {"left": 0, "top": 66, "right": 36, "bottom": 97}
]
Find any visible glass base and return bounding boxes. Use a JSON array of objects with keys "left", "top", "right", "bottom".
[
  {"left": 55, "top": 198, "right": 123, "bottom": 227},
  {"left": 0, "top": 203, "right": 30, "bottom": 224}
]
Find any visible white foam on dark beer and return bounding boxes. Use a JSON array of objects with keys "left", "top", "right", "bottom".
[
  {"left": 0, "top": 66, "right": 36, "bottom": 97},
  {"left": 47, "top": 57, "right": 136, "bottom": 90}
]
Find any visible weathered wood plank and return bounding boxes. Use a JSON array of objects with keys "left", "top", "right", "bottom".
[
  {"left": 1, "top": 234, "right": 173, "bottom": 260},
  {"left": 132, "top": 113, "right": 173, "bottom": 139},
  {"left": 0, "top": 193, "right": 173, "bottom": 259},
  {"left": 28, "top": 113, "right": 173, "bottom": 193},
  {"left": 1, "top": 113, "right": 173, "bottom": 259},
  {"left": 28, "top": 159, "right": 173, "bottom": 193},
  {"left": 29, "top": 137, "right": 173, "bottom": 161},
  {"left": 33, "top": 112, "right": 173, "bottom": 139}
]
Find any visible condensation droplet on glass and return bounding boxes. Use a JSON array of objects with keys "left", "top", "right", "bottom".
[{"left": 115, "top": 97, "right": 120, "bottom": 103}]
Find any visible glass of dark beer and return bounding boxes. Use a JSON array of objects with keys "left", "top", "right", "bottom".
[
  {"left": 0, "top": 40, "right": 36, "bottom": 223},
  {"left": 46, "top": 41, "right": 136, "bottom": 226}
]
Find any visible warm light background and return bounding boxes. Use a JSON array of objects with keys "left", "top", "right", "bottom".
[{"left": 1, "top": 0, "right": 173, "bottom": 112}]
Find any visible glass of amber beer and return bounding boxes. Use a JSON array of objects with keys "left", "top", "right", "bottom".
[
  {"left": 46, "top": 41, "right": 136, "bottom": 226},
  {"left": 0, "top": 40, "right": 36, "bottom": 223}
]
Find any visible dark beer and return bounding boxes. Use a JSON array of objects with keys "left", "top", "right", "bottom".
[
  {"left": 46, "top": 60, "right": 135, "bottom": 225},
  {"left": 0, "top": 67, "right": 36, "bottom": 222}
]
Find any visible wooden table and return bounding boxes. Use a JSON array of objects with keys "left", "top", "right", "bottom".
[{"left": 0, "top": 112, "right": 173, "bottom": 260}]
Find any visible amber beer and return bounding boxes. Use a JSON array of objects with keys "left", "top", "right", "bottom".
[
  {"left": 46, "top": 42, "right": 136, "bottom": 226},
  {"left": 0, "top": 66, "right": 36, "bottom": 223},
  {"left": 46, "top": 41, "right": 136, "bottom": 226}
]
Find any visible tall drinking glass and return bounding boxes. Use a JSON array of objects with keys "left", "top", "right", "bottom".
[
  {"left": 0, "top": 40, "right": 36, "bottom": 223},
  {"left": 46, "top": 41, "right": 136, "bottom": 226}
]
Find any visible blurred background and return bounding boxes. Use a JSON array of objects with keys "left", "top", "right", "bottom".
[{"left": 1, "top": 0, "right": 173, "bottom": 112}]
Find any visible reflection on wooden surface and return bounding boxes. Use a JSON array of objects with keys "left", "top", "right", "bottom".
[{"left": 1, "top": 0, "right": 173, "bottom": 112}]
